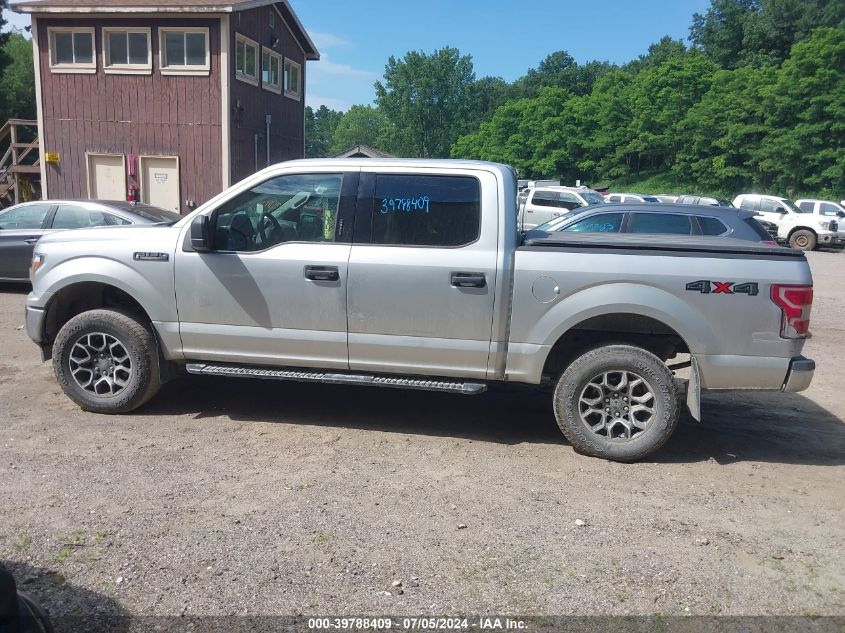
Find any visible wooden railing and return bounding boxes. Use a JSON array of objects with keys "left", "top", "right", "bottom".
[{"left": 0, "top": 119, "right": 41, "bottom": 207}]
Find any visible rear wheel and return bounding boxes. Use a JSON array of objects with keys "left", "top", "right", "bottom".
[
  {"left": 553, "top": 344, "right": 680, "bottom": 462},
  {"left": 52, "top": 309, "right": 160, "bottom": 414},
  {"left": 789, "top": 229, "right": 817, "bottom": 251}
]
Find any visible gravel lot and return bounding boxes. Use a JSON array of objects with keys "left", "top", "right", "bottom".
[{"left": 1, "top": 251, "right": 844, "bottom": 629}]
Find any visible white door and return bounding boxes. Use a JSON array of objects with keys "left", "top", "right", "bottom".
[
  {"left": 140, "top": 156, "right": 180, "bottom": 212},
  {"left": 87, "top": 154, "right": 126, "bottom": 201}
]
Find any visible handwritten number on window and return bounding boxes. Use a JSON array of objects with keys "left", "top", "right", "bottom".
[{"left": 380, "top": 197, "right": 430, "bottom": 214}]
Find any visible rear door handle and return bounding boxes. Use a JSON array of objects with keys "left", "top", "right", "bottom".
[
  {"left": 24, "top": 238, "right": 39, "bottom": 245},
  {"left": 304, "top": 265, "right": 339, "bottom": 282},
  {"left": 451, "top": 272, "right": 486, "bottom": 288}
]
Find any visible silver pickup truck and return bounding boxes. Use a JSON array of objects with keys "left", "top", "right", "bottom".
[{"left": 25, "top": 159, "right": 816, "bottom": 461}]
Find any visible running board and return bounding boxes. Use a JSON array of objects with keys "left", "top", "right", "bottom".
[{"left": 185, "top": 363, "right": 487, "bottom": 395}]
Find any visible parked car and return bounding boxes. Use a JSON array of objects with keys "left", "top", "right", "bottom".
[
  {"left": 606, "top": 193, "right": 662, "bottom": 203},
  {"left": 0, "top": 200, "right": 180, "bottom": 281},
  {"left": 26, "top": 159, "right": 815, "bottom": 462},
  {"left": 529, "top": 204, "right": 777, "bottom": 244},
  {"left": 733, "top": 194, "right": 840, "bottom": 251},
  {"left": 520, "top": 186, "right": 606, "bottom": 230},
  {"left": 676, "top": 195, "right": 734, "bottom": 207},
  {"left": 654, "top": 195, "right": 680, "bottom": 203}
]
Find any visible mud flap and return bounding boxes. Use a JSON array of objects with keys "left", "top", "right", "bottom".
[{"left": 686, "top": 356, "right": 702, "bottom": 422}]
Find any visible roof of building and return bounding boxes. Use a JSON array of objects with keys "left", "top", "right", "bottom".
[
  {"left": 11, "top": 0, "right": 319, "bottom": 60},
  {"left": 333, "top": 145, "right": 396, "bottom": 159}
]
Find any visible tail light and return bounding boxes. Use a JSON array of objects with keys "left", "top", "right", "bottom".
[
  {"left": 771, "top": 284, "right": 813, "bottom": 338},
  {"left": 761, "top": 240, "right": 779, "bottom": 247}
]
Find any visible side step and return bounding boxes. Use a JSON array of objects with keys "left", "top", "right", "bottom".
[{"left": 185, "top": 363, "right": 488, "bottom": 395}]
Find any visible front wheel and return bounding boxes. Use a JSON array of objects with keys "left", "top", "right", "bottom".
[
  {"left": 553, "top": 344, "right": 680, "bottom": 462},
  {"left": 52, "top": 309, "right": 161, "bottom": 414},
  {"left": 789, "top": 229, "right": 817, "bottom": 251}
]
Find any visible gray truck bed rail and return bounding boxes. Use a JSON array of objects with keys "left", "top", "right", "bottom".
[{"left": 521, "top": 233, "right": 805, "bottom": 258}]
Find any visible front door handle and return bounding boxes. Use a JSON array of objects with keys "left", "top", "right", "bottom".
[
  {"left": 304, "top": 265, "right": 339, "bottom": 282},
  {"left": 451, "top": 272, "right": 486, "bottom": 288},
  {"left": 24, "top": 238, "right": 39, "bottom": 245}
]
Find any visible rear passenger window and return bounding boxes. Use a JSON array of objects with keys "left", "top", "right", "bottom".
[
  {"left": 629, "top": 213, "right": 692, "bottom": 235},
  {"left": 372, "top": 175, "right": 480, "bottom": 247},
  {"left": 739, "top": 198, "right": 757, "bottom": 211},
  {"left": 798, "top": 201, "right": 814, "bottom": 212},
  {"left": 697, "top": 216, "right": 728, "bottom": 236},
  {"left": 563, "top": 212, "right": 624, "bottom": 233}
]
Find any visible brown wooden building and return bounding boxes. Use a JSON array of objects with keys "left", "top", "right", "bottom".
[{"left": 12, "top": 0, "right": 319, "bottom": 214}]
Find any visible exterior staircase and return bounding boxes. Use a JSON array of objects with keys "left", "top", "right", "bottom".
[{"left": 0, "top": 119, "right": 41, "bottom": 208}]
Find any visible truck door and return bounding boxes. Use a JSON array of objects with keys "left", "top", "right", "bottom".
[
  {"left": 174, "top": 170, "right": 358, "bottom": 369},
  {"left": 347, "top": 169, "right": 499, "bottom": 379}
]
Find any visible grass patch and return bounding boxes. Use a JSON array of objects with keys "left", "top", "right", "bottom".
[{"left": 12, "top": 533, "right": 32, "bottom": 552}]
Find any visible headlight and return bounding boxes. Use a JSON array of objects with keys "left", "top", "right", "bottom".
[
  {"left": 30, "top": 253, "right": 46, "bottom": 278},
  {"left": 819, "top": 220, "right": 832, "bottom": 231}
]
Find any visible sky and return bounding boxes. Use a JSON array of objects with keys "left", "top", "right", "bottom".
[{"left": 3, "top": 0, "right": 712, "bottom": 111}]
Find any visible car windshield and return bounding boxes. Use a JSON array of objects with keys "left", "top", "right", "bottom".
[
  {"left": 100, "top": 202, "right": 182, "bottom": 224},
  {"left": 127, "top": 204, "right": 182, "bottom": 223},
  {"left": 533, "top": 208, "right": 587, "bottom": 231},
  {"left": 782, "top": 199, "right": 808, "bottom": 213},
  {"left": 582, "top": 192, "right": 606, "bottom": 205}
]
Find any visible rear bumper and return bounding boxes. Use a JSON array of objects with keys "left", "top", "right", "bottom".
[
  {"left": 782, "top": 356, "right": 815, "bottom": 392},
  {"left": 694, "top": 353, "right": 814, "bottom": 391}
]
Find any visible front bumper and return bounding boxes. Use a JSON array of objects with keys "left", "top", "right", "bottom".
[
  {"left": 25, "top": 304, "right": 45, "bottom": 345},
  {"left": 782, "top": 356, "right": 815, "bottom": 393},
  {"left": 818, "top": 232, "right": 840, "bottom": 246}
]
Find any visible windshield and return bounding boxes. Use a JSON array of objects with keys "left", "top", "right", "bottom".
[
  {"left": 533, "top": 209, "right": 588, "bottom": 232},
  {"left": 582, "top": 192, "right": 606, "bottom": 205},
  {"left": 782, "top": 199, "right": 808, "bottom": 213},
  {"left": 128, "top": 204, "right": 182, "bottom": 223}
]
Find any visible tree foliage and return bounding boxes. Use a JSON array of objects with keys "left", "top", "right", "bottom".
[
  {"left": 329, "top": 105, "right": 390, "bottom": 155},
  {"left": 375, "top": 47, "right": 478, "bottom": 158},
  {"left": 304, "top": 105, "right": 343, "bottom": 158},
  {"left": 1, "top": 33, "right": 35, "bottom": 122}
]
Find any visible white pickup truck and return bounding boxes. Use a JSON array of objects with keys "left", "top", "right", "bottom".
[{"left": 25, "top": 160, "right": 815, "bottom": 461}]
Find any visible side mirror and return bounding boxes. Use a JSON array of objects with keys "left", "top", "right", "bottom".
[
  {"left": 775, "top": 207, "right": 787, "bottom": 214},
  {"left": 838, "top": 211, "right": 845, "bottom": 218},
  {"left": 191, "top": 215, "right": 212, "bottom": 252}
]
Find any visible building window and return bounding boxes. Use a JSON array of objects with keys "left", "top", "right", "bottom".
[
  {"left": 284, "top": 58, "right": 301, "bottom": 100},
  {"left": 48, "top": 27, "right": 96, "bottom": 73},
  {"left": 262, "top": 47, "right": 282, "bottom": 93},
  {"left": 235, "top": 33, "right": 259, "bottom": 85},
  {"left": 160, "top": 28, "right": 210, "bottom": 75},
  {"left": 269, "top": 10, "right": 275, "bottom": 28},
  {"left": 103, "top": 28, "right": 152, "bottom": 74}
]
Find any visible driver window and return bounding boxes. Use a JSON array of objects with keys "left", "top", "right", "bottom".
[{"left": 212, "top": 173, "right": 342, "bottom": 252}]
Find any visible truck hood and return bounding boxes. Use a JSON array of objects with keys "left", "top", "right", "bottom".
[{"left": 37, "top": 225, "right": 175, "bottom": 245}]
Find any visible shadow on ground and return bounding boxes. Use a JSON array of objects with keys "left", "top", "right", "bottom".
[
  {"left": 142, "top": 375, "right": 845, "bottom": 466},
  {"left": 0, "top": 561, "right": 128, "bottom": 633}
]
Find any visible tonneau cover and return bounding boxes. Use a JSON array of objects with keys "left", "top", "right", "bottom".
[{"left": 521, "top": 232, "right": 805, "bottom": 258}]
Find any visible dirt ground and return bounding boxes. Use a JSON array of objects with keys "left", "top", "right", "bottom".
[{"left": 1, "top": 251, "right": 843, "bottom": 628}]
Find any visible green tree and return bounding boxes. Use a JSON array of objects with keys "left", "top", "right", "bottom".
[
  {"left": 375, "top": 47, "right": 476, "bottom": 158},
  {"left": 0, "top": 32, "right": 35, "bottom": 122},
  {"left": 513, "top": 51, "right": 614, "bottom": 98},
  {"left": 304, "top": 105, "right": 343, "bottom": 158},
  {"left": 675, "top": 65, "right": 776, "bottom": 192},
  {"left": 330, "top": 105, "right": 390, "bottom": 154},
  {"left": 758, "top": 28, "right": 845, "bottom": 195},
  {"left": 691, "top": 0, "right": 845, "bottom": 68}
]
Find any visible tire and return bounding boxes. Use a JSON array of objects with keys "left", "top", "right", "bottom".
[
  {"left": 52, "top": 309, "right": 161, "bottom": 414},
  {"left": 553, "top": 344, "right": 680, "bottom": 462},
  {"left": 789, "top": 229, "right": 817, "bottom": 251}
]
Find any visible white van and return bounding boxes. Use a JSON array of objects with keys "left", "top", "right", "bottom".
[{"left": 733, "top": 194, "right": 840, "bottom": 251}]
